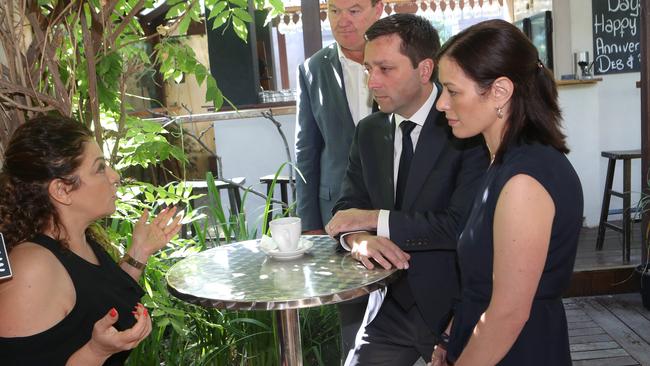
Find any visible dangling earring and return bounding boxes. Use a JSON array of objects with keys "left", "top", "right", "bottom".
[{"left": 496, "top": 106, "right": 504, "bottom": 119}]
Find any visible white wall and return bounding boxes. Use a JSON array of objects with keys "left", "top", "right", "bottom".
[
  {"left": 213, "top": 113, "right": 296, "bottom": 232},
  {"left": 556, "top": 0, "right": 642, "bottom": 226}
]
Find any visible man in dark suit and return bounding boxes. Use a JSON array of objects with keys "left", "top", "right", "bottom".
[
  {"left": 294, "top": 0, "right": 383, "bottom": 360},
  {"left": 326, "top": 14, "right": 489, "bottom": 365}
]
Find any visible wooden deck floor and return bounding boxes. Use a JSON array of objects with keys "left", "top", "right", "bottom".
[
  {"left": 566, "top": 222, "right": 645, "bottom": 297},
  {"left": 566, "top": 294, "right": 650, "bottom": 366},
  {"left": 574, "top": 222, "right": 643, "bottom": 271}
]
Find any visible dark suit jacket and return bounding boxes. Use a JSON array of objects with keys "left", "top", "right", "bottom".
[
  {"left": 295, "top": 44, "right": 358, "bottom": 231},
  {"left": 333, "top": 95, "right": 489, "bottom": 333}
]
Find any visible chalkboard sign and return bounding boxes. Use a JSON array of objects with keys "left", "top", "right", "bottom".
[{"left": 591, "top": 0, "right": 641, "bottom": 75}]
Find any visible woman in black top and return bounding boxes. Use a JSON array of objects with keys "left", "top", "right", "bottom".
[
  {"left": 0, "top": 116, "right": 182, "bottom": 365},
  {"left": 431, "top": 20, "right": 583, "bottom": 365}
]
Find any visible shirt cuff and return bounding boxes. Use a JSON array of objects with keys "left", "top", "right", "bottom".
[
  {"left": 339, "top": 230, "right": 369, "bottom": 251},
  {"left": 377, "top": 209, "right": 390, "bottom": 238}
]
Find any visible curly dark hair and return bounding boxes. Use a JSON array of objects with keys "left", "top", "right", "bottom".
[{"left": 0, "top": 115, "right": 94, "bottom": 251}]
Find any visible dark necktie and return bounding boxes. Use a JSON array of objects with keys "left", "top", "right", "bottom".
[{"left": 395, "top": 120, "right": 416, "bottom": 210}]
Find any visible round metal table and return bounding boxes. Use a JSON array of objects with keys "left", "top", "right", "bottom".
[{"left": 166, "top": 235, "right": 398, "bottom": 366}]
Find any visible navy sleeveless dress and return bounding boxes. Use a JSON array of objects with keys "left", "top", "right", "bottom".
[
  {"left": 0, "top": 234, "right": 144, "bottom": 365},
  {"left": 446, "top": 143, "right": 583, "bottom": 365}
]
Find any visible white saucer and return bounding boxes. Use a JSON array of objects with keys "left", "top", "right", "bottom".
[{"left": 259, "top": 236, "right": 314, "bottom": 260}]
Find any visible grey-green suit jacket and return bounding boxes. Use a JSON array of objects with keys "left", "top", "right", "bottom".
[{"left": 295, "top": 43, "right": 359, "bottom": 231}]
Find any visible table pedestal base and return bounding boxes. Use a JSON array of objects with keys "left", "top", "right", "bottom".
[{"left": 276, "top": 309, "right": 302, "bottom": 366}]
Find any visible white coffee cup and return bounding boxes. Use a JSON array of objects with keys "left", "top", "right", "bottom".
[{"left": 269, "top": 217, "right": 301, "bottom": 252}]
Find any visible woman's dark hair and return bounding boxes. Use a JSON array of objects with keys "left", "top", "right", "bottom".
[
  {"left": 365, "top": 13, "right": 440, "bottom": 81},
  {"left": 0, "top": 115, "right": 94, "bottom": 251},
  {"left": 436, "top": 19, "right": 568, "bottom": 162}
]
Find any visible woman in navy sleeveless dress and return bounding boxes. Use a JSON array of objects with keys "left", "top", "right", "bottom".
[
  {"left": 0, "top": 116, "right": 183, "bottom": 365},
  {"left": 431, "top": 20, "right": 583, "bottom": 365}
]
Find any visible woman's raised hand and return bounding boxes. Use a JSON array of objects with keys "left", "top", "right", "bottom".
[{"left": 131, "top": 206, "right": 183, "bottom": 257}]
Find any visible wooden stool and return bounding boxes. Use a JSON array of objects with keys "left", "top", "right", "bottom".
[
  {"left": 183, "top": 177, "right": 246, "bottom": 239},
  {"left": 595, "top": 149, "right": 641, "bottom": 263},
  {"left": 186, "top": 177, "right": 246, "bottom": 215},
  {"left": 259, "top": 175, "right": 295, "bottom": 228}
]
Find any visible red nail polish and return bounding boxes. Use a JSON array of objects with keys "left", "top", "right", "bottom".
[
  {"left": 143, "top": 308, "right": 148, "bottom": 317},
  {"left": 109, "top": 308, "right": 117, "bottom": 317}
]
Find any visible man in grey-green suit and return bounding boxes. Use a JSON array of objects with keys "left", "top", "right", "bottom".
[{"left": 294, "top": 0, "right": 383, "bottom": 360}]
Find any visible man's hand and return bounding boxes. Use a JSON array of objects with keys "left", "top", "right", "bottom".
[
  {"left": 302, "top": 229, "right": 327, "bottom": 235},
  {"left": 326, "top": 209, "right": 380, "bottom": 236},
  {"left": 430, "top": 344, "right": 449, "bottom": 366},
  {"left": 347, "top": 233, "right": 410, "bottom": 270}
]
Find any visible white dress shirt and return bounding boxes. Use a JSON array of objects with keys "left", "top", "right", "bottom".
[
  {"left": 376, "top": 85, "right": 438, "bottom": 238},
  {"left": 337, "top": 43, "right": 373, "bottom": 125},
  {"left": 340, "top": 85, "right": 438, "bottom": 249}
]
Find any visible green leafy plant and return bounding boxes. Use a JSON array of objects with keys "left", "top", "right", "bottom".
[
  {"left": 106, "top": 171, "right": 338, "bottom": 365},
  {"left": 0, "top": 0, "right": 285, "bottom": 149},
  {"left": 203, "top": 171, "right": 254, "bottom": 244},
  {"left": 107, "top": 178, "right": 277, "bottom": 366},
  {"left": 260, "top": 162, "right": 303, "bottom": 236},
  {"left": 300, "top": 305, "right": 341, "bottom": 366},
  {"left": 1, "top": 1, "right": 340, "bottom": 364}
]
